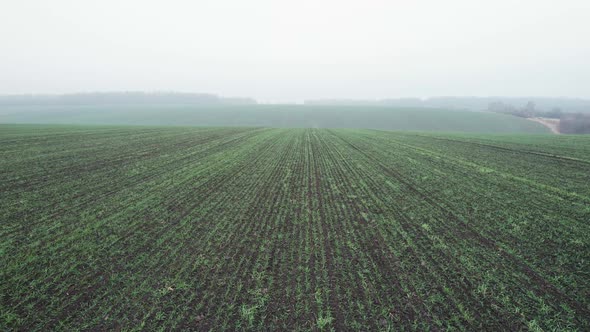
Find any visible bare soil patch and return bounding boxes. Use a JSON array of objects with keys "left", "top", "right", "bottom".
[{"left": 529, "top": 117, "right": 560, "bottom": 134}]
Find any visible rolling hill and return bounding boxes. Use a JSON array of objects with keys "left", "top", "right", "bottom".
[{"left": 0, "top": 104, "right": 550, "bottom": 133}]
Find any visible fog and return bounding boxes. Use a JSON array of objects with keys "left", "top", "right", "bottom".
[{"left": 1, "top": 0, "right": 589, "bottom": 102}]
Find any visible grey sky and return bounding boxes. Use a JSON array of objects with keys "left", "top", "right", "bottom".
[{"left": 1, "top": 0, "right": 589, "bottom": 102}]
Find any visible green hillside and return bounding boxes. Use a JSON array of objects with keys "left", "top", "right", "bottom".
[{"left": 0, "top": 104, "right": 550, "bottom": 133}]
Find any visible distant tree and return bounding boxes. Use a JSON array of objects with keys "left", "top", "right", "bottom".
[
  {"left": 487, "top": 101, "right": 506, "bottom": 112},
  {"left": 487, "top": 101, "right": 529, "bottom": 117},
  {"left": 559, "top": 113, "right": 590, "bottom": 134},
  {"left": 544, "top": 107, "right": 563, "bottom": 119},
  {"left": 488, "top": 101, "right": 513, "bottom": 112},
  {"left": 525, "top": 101, "right": 536, "bottom": 112},
  {"left": 516, "top": 101, "right": 536, "bottom": 117}
]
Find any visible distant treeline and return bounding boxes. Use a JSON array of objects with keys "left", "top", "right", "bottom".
[
  {"left": 306, "top": 97, "right": 590, "bottom": 113},
  {"left": 488, "top": 101, "right": 590, "bottom": 134},
  {"left": 0, "top": 92, "right": 257, "bottom": 106},
  {"left": 560, "top": 113, "right": 590, "bottom": 134},
  {"left": 487, "top": 101, "right": 564, "bottom": 118}
]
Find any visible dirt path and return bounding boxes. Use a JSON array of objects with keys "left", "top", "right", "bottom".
[{"left": 528, "top": 117, "right": 561, "bottom": 134}]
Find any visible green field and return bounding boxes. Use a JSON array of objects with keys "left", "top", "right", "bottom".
[
  {"left": 1, "top": 125, "right": 588, "bottom": 331},
  {"left": 0, "top": 104, "right": 550, "bottom": 133}
]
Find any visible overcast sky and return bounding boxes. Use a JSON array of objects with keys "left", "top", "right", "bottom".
[{"left": 1, "top": 0, "right": 589, "bottom": 102}]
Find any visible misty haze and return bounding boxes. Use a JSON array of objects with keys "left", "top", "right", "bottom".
[{"left": 2, "top": 1, "right": 590, "bottom": 331}]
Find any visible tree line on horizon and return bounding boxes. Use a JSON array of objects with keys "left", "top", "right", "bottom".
[
  {"left": 0, "top": 92, "right": 256, "bottom": 106},
  {"left": 488, "top": 101, "right": 590, "bottom": 134}
]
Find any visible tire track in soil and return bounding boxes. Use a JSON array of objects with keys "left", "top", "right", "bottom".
[
  {"left": 319, "top": 131, "right": 443, "bottom": 329},
  {"left": 412, "top": 134, "right": 590, "bottom": 165},
  {"left": 262, "top": 132, "right": 307, "bottom": 328},
  {"left": 170, "top": 131, "right": 296, "bottom": 330},
  {"left": 379, "top": 133, "right": 590, "bottom": 203},
  {"left": 321, "top": 131, "right": 471, "bottom": 329},
  {"left": 311, "top": 135, "right": 379, "bottom": 328},
  {"left": 328, "top": 130, "right": 540, "bottom": 330},
  {"left": 1, "top": 128, "right": 266, "bottom": 237},
  {"left": 308, "top": 131, "right": 346, "bottom": 331},
  {"left": 3, "top": 130, "right": 269, "bottom": 304},
  {"left": 319, "top": 132, "right": 440, "bottom": 329},
  {"left": 366, "top": 132, "right": 583, "bottom": 312},
  {"left": 35, "top": 131, "right": 282, "bottom": 329},
  {"left": 358, "top": 133, "right": 590, "bottom": 277},
  {"left": 334, "top": 131, "right": 590, "bottom": 323},
  {"left": 197, "top": 132, "right": 297, "bottom": 329}
]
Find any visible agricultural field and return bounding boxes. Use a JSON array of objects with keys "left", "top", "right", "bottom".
[{"left": 1, "top": 124, "right": 589, "bottom": 331}]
